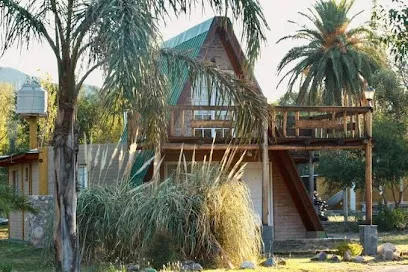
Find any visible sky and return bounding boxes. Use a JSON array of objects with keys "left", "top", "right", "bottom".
[{"left": 0, "top": 0, "right": 379, "bottom": 102}]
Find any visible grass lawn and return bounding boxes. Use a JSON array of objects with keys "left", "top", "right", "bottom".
[{"left": 1, "top": 225, "right": 408, "bottom": 272}]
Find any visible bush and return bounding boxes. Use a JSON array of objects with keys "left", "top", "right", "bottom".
[
  {"left": 145, "top": 231, "right": 179, "bottom": 269},
  {"left": 374, "top": 203, "right": 408, "bottom": 231},
  {"left": 336, "top": 242, "right": 363, "bottom": 256},
  {"left": 0, "top": 263, "right": 13, "bottom": 272},
  {"left": 77, "top": 148, "right": 261, "bottom": 267}
]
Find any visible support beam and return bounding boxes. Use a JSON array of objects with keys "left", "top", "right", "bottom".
[
  {"left": 262, "top": 119, "right": 270, "bottom": 226},
  {"left": 28, "top": 116, "right": 38, "bottom": 149},
  {"left": 162, "top": 143, "right": 366, "bottom": 151},
  {"left": 308, "top": 151, "right": 315, "bottom": 203}
]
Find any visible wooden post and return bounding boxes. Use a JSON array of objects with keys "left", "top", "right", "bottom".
[
  {"left": 181, "top": 110, "right": 185, "bottom": 137},
  {"left": 295, "top": 111, "right": 300, "bottom": 137},
  {"left": 28, "top": 116, "right": 38, "bottom": 149},
  {"left": 170, "top": 110, "right": 175, "bottom": 136},
  {"left": 365, "top": 109, "right": 373, "bottom": 225},
  {"left": 283, "top": 111, "right": 287, "bottom": 137},
  {"left": 262, "top": 117, "right": 270, "bottom": 226},
  {"left": 308, "top": 151, "right": 315, "bottom": 203}
]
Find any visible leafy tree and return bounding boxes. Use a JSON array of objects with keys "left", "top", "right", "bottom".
[
  {"left": 0, "top": 83, "right": 14, "bottom": 153},
  {"left": 373, "top": 0, "right": 408, "bottom": 61},
  {"left": 37, "top": 76, "right": 58, "bottom": 147},
  {"left": 278, "top": 0, "right": 385, "bottom": 105},
  {"left": 318, "top": 67, "right": 408, "bottom": 207},
  {"left": 0, "top": 0, "right": 268, "bottom": 269},
  {"left": 77, "top": 90, "right": 123, "bottom": 144}
]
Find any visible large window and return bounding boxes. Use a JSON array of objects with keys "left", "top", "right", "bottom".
[{"left": 191, "top": 77, "right": 234, "bottom": 138}]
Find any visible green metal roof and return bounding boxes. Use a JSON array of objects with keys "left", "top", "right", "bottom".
[{"left": 121, "top": 18, "right": 216, "bottom": 184}]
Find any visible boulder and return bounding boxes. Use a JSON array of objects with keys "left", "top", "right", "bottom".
[
  {"left": 311, "top": 252, "right": 327, "bottom": 261},
  {"left": 181, "top": 261, "right": 203, "bottom": 271},
  {"left": 330, "top": 255, "right": 340, "bottom": 262},
  {"left": 262, "top": 257, "right": 275, "bottom": 267},
  {"left": 240, "top": 261, "right": 256, "bottom": 270},
  {"left": 352, "top": 256, "right": 365, "bottom": 263},
  {"left": 343, "top": 250, "right": 352, "bottom": 262},
  {"left": 378, "top": 242, "right": 397, "bottom": 255},
  {"left": 125, "top": 264, "right": 140, "bottom": 271},
  {"left": 278, "top": 258, "right": 286, "bottom": 266}
]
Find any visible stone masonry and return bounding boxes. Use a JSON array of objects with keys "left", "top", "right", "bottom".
[{"left": 26, "top": 195, "right": 53, "bottom": 248}]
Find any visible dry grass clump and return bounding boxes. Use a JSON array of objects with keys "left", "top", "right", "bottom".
[{"left": 77, "top": 147, "right": 261, "bottom": 268}]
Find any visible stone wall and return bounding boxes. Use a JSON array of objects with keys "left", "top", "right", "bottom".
[{"left": 27, "top": 195, "right": 53, "bottom": 248}]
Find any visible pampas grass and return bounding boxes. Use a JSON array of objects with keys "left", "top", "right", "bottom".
[{"left": 77, "top": 146, "right": 261, "bottom": 268}]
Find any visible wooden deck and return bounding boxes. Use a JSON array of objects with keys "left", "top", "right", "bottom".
[{"left": 166, "top": 105, "right": 372, "bottom": 150}]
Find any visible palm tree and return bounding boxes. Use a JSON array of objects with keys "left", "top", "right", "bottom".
[
  {"left": 0, "top": 1, "right": 268, "bottom": 270},
  {"left": 0, "top": 184, "right": 36, "bottom": 214},
  {"left": 277, "top": 0, "right": 384, "bottom": 106}
]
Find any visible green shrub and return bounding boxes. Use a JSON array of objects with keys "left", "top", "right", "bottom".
[
  {"left": 145, "top": 231, "right": 179, "bottom": 269},
  {"left": 336, "top": 242, "right": 363, "bottom": 256},
  {"left": 0, "top": 263, "right": 13, "bottom": 272},
  {"left": 77, "top": 147, "right": 261, "bottom": 267},
  {"left": 374, "top": 203, "right": 408, "bottom": 231}
]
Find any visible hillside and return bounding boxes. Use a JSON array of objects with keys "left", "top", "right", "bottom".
[
  {"left": 0, "top": 67, "right": 30, "bottom": 89},
  {"left": 0, "top": 66, "right": 98, "bottom": 95}
]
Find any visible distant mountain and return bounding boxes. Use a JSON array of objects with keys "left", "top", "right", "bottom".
[
  {"left": 0, "top": 67, "right": 30, "bottom": 89},
  {"left": 0, "top": 66, "right": 99, "bottom": 95}
]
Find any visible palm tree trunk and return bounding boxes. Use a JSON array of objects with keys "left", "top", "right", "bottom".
[{"left": 53, "top": 78, "right": 80, "bottom": 271}]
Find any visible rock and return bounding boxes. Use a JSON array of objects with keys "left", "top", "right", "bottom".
[
  {"left": 240, "top": 261, "right": 256, "bottom": 269},
  {"left": 383, "top": 249, "right": 394, "bottom": 261},
  {"left": 311, "top": 252, "right": 327, "bottom": 261},
  {"left": 352, "top": 256, "right": 365, "bottom": 263},
  {"left": 262, "top": 257, "right": 276, "bottom": 267},
  {"left": 125, "top": 264, "right": 140, "bottom": 271},
  {"left": 378, "top": 242, "right": 397, "bottom": 255},
  {"left": 181, "top": 261, "right": 203, "bottom": 271},
  {"left": 330, "top": 255, "right": 340, "bottom": 262},
  {"left": 343, "top": 250, "right": 352, "bottom": 261}
]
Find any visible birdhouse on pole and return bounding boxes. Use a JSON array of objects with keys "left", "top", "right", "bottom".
[{"left": 16, "top": 79, "right": 48, "bottom": 149}]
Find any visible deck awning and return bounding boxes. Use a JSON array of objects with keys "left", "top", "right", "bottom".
[{"left": 0, "top": 150, "right": 39, "bottom": 166}]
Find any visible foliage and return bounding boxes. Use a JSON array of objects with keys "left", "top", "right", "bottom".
[
  {"left": 0, "top": 83, "right": 14, "bottom": 153},
  {"left": 318, "top": 150, "right": 365, "bottom": 190},
  {"left": 336, "top": 241, "right": 363, "bottom": 256},
  {"left": 145, "top": 231, "right": 179, "bottom": 270},
  {"left": 37, "top": 76, "right": 57, "bottom": 147},
  {"left": 77, "top": 148, "right": 261, "bottom": 267},
  {"left": 373, "top": 0, "right": 408, "bottom": 61},
  {"left": 0, "top": 263, "right": 12, "bottom": 272},
  {"left": 0, "top": 184, "right": 36, "bottom": 214},
  {"left": 77, "top": 90, "right": 123, "bottom": 144},
  {"left": 374, "top": 203, "right": 408, "bottom": 231},
  {"left": 278, "top": 0, "right": 384, "bottom": 105}
]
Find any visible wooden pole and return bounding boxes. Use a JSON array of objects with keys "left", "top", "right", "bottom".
[
  {"left": 262, "top": 117, "right": 270, "bottom": 226},
  {"left": 308, "top": 151, "right": 315, "bottom": 203},
  {"left": 28, "top": 116, "right": 38, "bottom": 149},
  {"left": 365, "top": 109, "right": 373, "bottom": 225}
]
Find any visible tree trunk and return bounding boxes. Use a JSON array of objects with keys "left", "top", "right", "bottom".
[{"left": 53, "top": 83, "right": 80, "bottom": 271}]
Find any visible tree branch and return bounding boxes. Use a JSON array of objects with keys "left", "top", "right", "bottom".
[
  {"left": 0, "top": 0, "right": 61, "bottom": 65},
  {"left": 75, "top": 60, "right": 106, "bottom": 95}
]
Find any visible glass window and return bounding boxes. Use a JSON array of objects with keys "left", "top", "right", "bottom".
[{"left": 78, "top": 166, "right": 88, "bottom": 189}]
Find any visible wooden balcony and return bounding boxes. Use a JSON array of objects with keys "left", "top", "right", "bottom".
[
  {"left": 269, "top": 106, "right": 372, "bottom": 150},
  {"left": 165, "top": 105, "right": 372, "bottom": 151}
]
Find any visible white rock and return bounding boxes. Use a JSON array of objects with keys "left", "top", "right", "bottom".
[{"left": 240, "top": 261, "right": 256, "bottom": 269}]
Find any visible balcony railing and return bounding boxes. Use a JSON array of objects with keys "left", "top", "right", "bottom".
[
  {"left": 168, "top": 105, "right": 372, "bottom": 144},
  {"left": 270, "top": 106, "right": 372, "bottom": 140}
]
